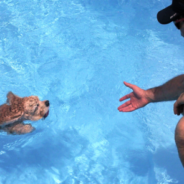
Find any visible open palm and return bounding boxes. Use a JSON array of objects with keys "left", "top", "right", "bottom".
[{"left": 118, "top": 82, "right": 150, "bottom": 112}]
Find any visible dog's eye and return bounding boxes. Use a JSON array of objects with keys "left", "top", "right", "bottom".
[{"left": 34, "top": 104, "right": 39, "bottom": 113}]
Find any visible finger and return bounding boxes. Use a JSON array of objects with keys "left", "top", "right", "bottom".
[
  {"left": 174, "top": 106, "right": 177, "bottom": 114},
  {"left": 119, "top": 94, "right": 131, "bottom": 102},
  {"left": 124, "top": 81, "right": 135, "bottom": 90},
  {"left": 174, "top": 101, "right": 178, "bottom": 114},
  {"left": 177, "top": 107, "right": 181, "bottom": 115},
  {"left": 118, "top": 101, "right": 131, "bottom": 109},
  {"left": 118, "top": 103, "right": 135, "bottom": 112},
  {"left": 119, "top": 105, "right": 136, "bottom": 112}
]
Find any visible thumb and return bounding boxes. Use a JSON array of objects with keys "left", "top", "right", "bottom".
[{"left": 124, "top": 81, "right": 135, "bottom": 90}]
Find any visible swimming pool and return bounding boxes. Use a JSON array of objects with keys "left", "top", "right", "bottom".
[{"left": 0, "top": 0, "right": 184, "bottom": 183}]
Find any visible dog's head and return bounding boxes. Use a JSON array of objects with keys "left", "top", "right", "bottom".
[{"left": 23, "top": 96, "right": 50, "bottom": 121}]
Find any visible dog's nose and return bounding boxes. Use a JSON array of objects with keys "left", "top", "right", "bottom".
[{"left": 45, "top": 100, "right": 50, "bottom": 107}]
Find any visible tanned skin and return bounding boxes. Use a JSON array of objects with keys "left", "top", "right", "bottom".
[{"left": 118, "top": 74, "right": 184, "bottom": 167}]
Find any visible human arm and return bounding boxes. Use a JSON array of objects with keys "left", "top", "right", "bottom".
[
  {"left": 118, "top": 74, "right": 184, "bottom": 112},
  {"left": 147, "top": 74, "right": 184, "bottom": 102}
]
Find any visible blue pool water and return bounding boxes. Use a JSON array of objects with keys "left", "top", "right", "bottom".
[{"left": 0, "top": 0, "right": 184, "bottom": 183}]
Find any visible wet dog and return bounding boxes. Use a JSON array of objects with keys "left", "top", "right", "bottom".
[{"left": 0, "top": 92, "right": 49, "bottom": 135}]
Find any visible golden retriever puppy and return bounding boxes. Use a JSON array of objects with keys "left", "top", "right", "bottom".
[{"left": 0, "top": 92, "right": 49, "bottom": 135}]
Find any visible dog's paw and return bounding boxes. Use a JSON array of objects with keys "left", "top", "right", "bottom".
[{"left": 5, "top": 123, "right": 35, "bottom": 135}]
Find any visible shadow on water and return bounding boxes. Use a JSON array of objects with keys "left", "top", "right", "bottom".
[
  {"left": 0, "top": 127, "right": 89, "bottom": 173},
  {"left": 125, "top": 146, "right": 184, "bottom": 183},
  {"left": 154, "top": 146, "right": 184, "bottom": 183}
]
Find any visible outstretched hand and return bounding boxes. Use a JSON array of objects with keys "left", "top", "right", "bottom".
[
  {"left": 118, "top": 82, "right": 150, "bottom": 112},
  {"left": 174, "top": 93, "right": 184, "bottom": 115}
]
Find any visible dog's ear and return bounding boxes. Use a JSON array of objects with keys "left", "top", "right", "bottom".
[
  {"left": 0, "top": 93, "right": 24, "bottom": 125},
  {"left": 6, "top": 92, "right": 21, "bottom": 105},
  {"left": 5, "top": 92, "right": 24, "bottom": 121}
]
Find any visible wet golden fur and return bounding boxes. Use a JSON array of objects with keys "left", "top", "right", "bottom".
[{"left": 0, "top": 92, "right": 49, "bottom": 135}]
